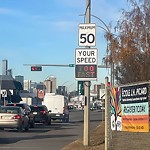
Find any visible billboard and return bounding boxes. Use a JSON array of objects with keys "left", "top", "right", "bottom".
[{"left": 110, "top": 83, "right": 149, "bottom": 132}]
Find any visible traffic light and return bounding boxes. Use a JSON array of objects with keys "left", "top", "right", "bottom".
[
  {"left": 31, "top": 66, "right": 42, "bottom": 71},
  {"left": 78, "top": 81, "right": 84, "bottom": 95}
]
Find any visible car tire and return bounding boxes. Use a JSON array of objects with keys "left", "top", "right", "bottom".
[
  {"left": 24, "top": 123, "right": 29, "bottom": 131},
  {"left": 18, "top": 123, "right": 24, "bottom": 132},
  {"left": 62, "top": 117, "right": 66, "bottom": 123},
  {"left": 66, "top": 116, "right": 69, "bottom": 123},
  {"left": 47, "top": 118, "right": 51, "bottom": 125},
  {"left": 30, "top": 121, "right": 35, "bottom": 128}
]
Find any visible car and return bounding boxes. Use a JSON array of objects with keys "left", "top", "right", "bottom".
[
  {"left": 6, "top": 103, "right": 35, "bottom": 128},
  {"left": 30, "top": 105, "right": 51, "bottom": 125},
  {"left": 0, "top": 106, "right": 29, "bottom": 132}
]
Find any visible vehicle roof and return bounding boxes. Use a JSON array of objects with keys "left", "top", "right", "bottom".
[
  {"left": 30, "top": 105, "right": 46, "bottom": 107},
  {"left": 0, "top": 106, "right": 21, "bottom": 109},
  {"left": 7, "top": 103, "right": 28, "bottom": 106}
]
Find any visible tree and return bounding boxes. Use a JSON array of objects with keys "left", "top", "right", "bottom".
[{"left": 105, "top": 0, "right": 150, "bottom": 85}]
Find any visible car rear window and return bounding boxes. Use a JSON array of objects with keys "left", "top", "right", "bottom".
[
  {"left": 7, "top": 103, "right": 25, "bottom": 109},
  {"left": 16, "top": 104, "right": 25, "bottom": 109},
  {"left": 30, "top": 106, "right": 45, "bottom": 112},
  {"left": 0, "top": 107, "right": 19, "bottom": 114}
]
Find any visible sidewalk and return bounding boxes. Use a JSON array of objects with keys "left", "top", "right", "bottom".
[{"left": 109, "top": 131, "right": 150, "bottom": 150}]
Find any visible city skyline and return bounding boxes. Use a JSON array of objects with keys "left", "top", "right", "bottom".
[{"left": 0, "top": 0, "right": 129, "bottom": 88}]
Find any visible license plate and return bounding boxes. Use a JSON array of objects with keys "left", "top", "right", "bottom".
[
  {"left": 2, "top": 116, "right": 10, "bottom": 119},
  {"left": 33, "top": 112, "right": 37, "bottom": 115},
  {"left": 56, "top": 114, "right": 60, "bottom": 116}
]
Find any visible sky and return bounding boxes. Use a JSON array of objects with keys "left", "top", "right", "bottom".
[{"left": 0, "top": 0, "right": 129, "bottom": 91}]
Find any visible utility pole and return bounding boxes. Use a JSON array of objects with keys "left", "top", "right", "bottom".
[{"left": 83, "top": 0, "right": 91, "bottom": 146}]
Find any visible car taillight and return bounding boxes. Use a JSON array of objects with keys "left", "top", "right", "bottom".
[
  {"left": 12, "top": 115, "right": 21, "bottom": 119},
  {"left": 41, "top": 110, "right": 46, "bottom": 114}
]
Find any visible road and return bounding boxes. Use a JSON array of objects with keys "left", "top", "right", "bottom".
[{"left": 0, "top": 110, "right": 103, "bottom": 150}]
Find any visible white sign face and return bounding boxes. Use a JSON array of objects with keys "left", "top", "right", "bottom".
[
  {"left": 9, "top": 90, "right": 13, "bottom": 95},
  {"left": 1, "top": 90, "right": 7, "bottom": 97},
  {"left": 75, "top": 48, "right": 98, "bottom": 81},
  {"left": 78, "top": 23, "right": 96, "bottom": 47},
  {"left": 75, "top": 48, "right": 98, "bottom": 65}
]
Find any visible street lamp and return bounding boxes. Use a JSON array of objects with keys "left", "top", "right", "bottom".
[
  {"left": 79, "top": 14, "right": 115, "bottom": 86},
  {"left": 91, "top": 15, "right": 116, "bottom": 86}
]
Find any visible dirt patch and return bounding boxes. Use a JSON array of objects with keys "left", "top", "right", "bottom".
[
  {"left": 62, "top": 121, "right": 150, "bottom": 150},
  {"left": 61, "top": 121, "right": 105, "bottom": 150}
]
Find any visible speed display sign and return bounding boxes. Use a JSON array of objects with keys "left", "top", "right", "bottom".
[
  {"left": 78, "top": 23, "right": 96, "bottom": 47},
  {"left": 75, "top": 48, "right": 98, "bottom": 81}
]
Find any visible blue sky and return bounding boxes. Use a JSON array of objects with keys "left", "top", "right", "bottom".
[{"left": 0, "top": 0, "right": 128, "bottom": 91}]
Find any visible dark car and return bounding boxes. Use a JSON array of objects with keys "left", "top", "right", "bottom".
[
  {"left": 30, "top": 105, "right": 51, "bottom": 125},
  {"left": 6, "top": 103, "right": 35, "bottom": 128}
]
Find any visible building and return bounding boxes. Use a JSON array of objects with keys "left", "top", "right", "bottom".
[
  {"left": 44, "top": 76, "right": 56, "bottom": 93},
  {"left": 15, "top": 75, "right": 24, "bottom": 88},
  {"left": 57, "top": 86, "right": 66, "bottom": 95},
  {"left": 7, "top": 69, "right": 12, "bottom": 76},
  {"left": 24, "top": 80, "right": 31, "bottom": 92},
  {"left": 93, "top": 83, "right": 105, "bottom": 100},
  {"left": 30, "top": 82, "right": 37, "bottom": 93},
  {"left": 2, "top": 59, "right": 8, "bottom": 75},
  {"left": 0, "top": 75, "right": 23, "bottom": 104}
]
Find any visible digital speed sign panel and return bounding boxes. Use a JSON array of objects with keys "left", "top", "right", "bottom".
[
  {"left": 75, "top": 48, "right": 98, "bottom": 81},
  {"left": 75, "top": 65, "right": 97, "bottom": 80}
]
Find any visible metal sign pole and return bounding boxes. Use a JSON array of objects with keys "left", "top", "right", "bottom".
[
  {"left": 105, "top": 77, "right": 109, "bottom": 150},
  {"left": 83, "top": 0, "right": 91, "bottom": 146},
  {"left": 4, "top": 97, "right": 6, "bottom": 106}
]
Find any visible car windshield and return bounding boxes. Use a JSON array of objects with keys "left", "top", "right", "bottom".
[{"left": 0, "top": 107, "right": 19, "bottom": 114}]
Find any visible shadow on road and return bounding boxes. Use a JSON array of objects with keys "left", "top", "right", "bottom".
[{"left": 0, "top": 122, "right": 78, "bottom": 145}]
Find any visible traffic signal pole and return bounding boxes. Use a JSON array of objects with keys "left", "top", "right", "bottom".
[{"left": 83, "top": 0, "right": 91, "bottom": 146}]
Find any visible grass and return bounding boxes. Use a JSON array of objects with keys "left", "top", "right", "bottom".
[{"left": 62, "top": 121, "right": 105, "bottom": 150}]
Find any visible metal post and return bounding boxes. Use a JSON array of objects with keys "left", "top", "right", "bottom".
[
  {"left": 84, "top": 81, "right": 90, "bottom": 145},
  {"left": 105, "top": 77, "right": 108, "bottom": 150},
  {"left": 4, "top": 97, "right": 6, "bottom": 106},
  {"left": 83, "top": 0, "right": 91, "bottom": 146},
  {"left": 111, "top": 63, "right": 114, "bottom": 87}
]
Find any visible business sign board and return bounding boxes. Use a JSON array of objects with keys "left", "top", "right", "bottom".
[
  {"left": 78, "top": 23, "right": 96, "bottom": 47},
  {"left": 75, "top": 48, "right": 98, "bottom": 81},
  {"left": 121, "top": 83, "right": 149, "bottom": 132},
  {"left": 110, "top": 83, "right": 149, "bottom": 132}
]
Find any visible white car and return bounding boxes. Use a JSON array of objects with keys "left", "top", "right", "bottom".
[{"left": 0, "top": 106, "right": 29, "bottom": 132}]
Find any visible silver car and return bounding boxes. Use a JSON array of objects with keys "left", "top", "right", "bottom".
[{"left": 0, "top": 106, "right": 29, "bottom": 132}]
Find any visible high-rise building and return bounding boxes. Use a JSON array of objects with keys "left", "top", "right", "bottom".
[
  {"left": 44, "top": 76, "right": 56, "bottom": 93},
  {"left": 2, "top": 59, "right": 8, "bottom": 75},
  {"left": 15, "top": 75, "right": 24, "bottom": 88},
  {"left": 24, "top": 80, "right": 31, "bottom": 92},
  {"left": 30, "top": 82, "right": 37, "bottom": 93},
  {"left": 57, "top": 86, "right": 66, "bottom": 95}
]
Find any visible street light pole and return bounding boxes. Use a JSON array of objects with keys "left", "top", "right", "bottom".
[
  {"left": 91, "top": 15, "right": 114, "bottom": 86},
  {"left": 79, "top": 14, "right": 114, "bottom": 86}
]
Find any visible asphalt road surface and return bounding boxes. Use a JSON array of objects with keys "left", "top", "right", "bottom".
[{"left": 0, "top": 110, "right": 103, "bottom": 150}]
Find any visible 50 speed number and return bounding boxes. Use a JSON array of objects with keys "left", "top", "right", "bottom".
[{"left": 78, "top": 23, "right": 96, "bottom": 47}]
